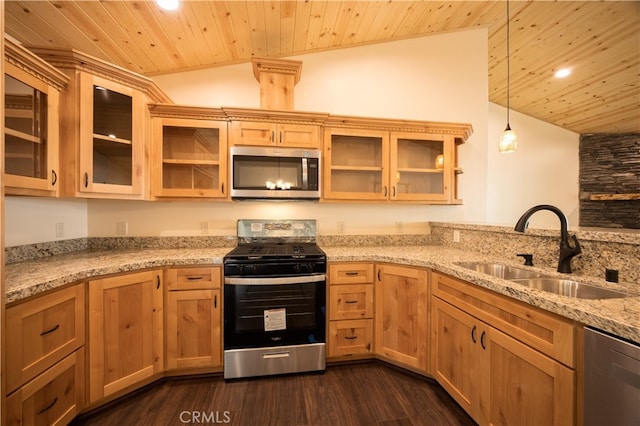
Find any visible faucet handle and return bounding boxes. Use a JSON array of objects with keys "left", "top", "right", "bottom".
[
  {"left": 570, "top": 235, "right": 582, "bottom": 254},
  {"left": 517, "top": 253, "right": 534, "bottom": 266}
]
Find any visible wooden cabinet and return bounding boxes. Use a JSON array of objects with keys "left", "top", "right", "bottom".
[
  {"left": 230, "top": 120, "right": 320, "bottom": 148},
  {"left": 6, "top": 348, "right": 85, "bottom": 426},
  {"left": 375, "top": 264, "right": 429, "bottom": 372},
  {"left": 431, "top": 272, "right": 576, "bottom": 425},
  {"left": 165, "top": 266, "right": 222, "bottom": 370},
  {"left": 28, "top": 47, "right": 171, "bottom": 199},
  {"left": 88, "top": 270, "right": 164, "bottom": 403},
  {"left": 6, "top": 283, "right": 85, "bottom": 394},
  {"left": 5, "top": 282, "right": 86, "bottom": 426},
  {"left": 224, "top": 107, "right": 327, "bottom": 149},
  {"left": 3, "top": 38, "right": 68, "bottom": 196},
  {"left": 323, "top": 116, "right": 471, "bottom": 203},
  {"left": 149, "top": 105, "right": 228, "bottom": 198},
  {"left": 327, "top": 263, "right": 375, "bottom": 358}
]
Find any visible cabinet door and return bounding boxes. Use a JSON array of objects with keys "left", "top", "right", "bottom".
[
  {"left": 230, "top": 120, "right": 277, "bottom": 146},
  {"left": 390, "top": 132, "right": 456, "bottom": 202},
  {"left": 480, "top": 327, "right": 575, "bottom": 426},
  {"left": 323, "top": 128, "right": 390, "bottom": 200},
  {"left": 152, "top": 118, "right": 228, "bottom": 198},
  {"left": 79, "top": 73, "right": 144, "bottom": 196},
  {"left": 166, "top": 289, "right": 221, "bottom": 370},
  {"left": 278, "top": 123, "right": 320, "bottom": 148},
  {"left": 4, "top": 63, "right": 60, "bottom": 196},
  {"left": 374, "top": 264, "right": 428, "bottom": 371},
  {"left": 88, "top": 270, "right": 163, "bottom": 402},
  {"left": 431, "top": 297, "right": 481, "bottom": 421}
]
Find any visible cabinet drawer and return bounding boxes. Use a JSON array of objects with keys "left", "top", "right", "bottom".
[
  {"left": 329, "top": 263, "right": 374, "bottom": 284},
  {"left": 432, "top": 271, "right": 576, "bottom": 367},
  {"left": 329, "top": 284, "right": 374, "bottom": 320},
  {"left": 166, "top": 267, "right": 221, "bottom": 290},
  {"left": 6, "top": 284, "right": 85, "bottom": 393},
  {"left": 328, "top": 319, "right": 373, "bottom": 357},
  {"left": 7, "top": 348, "right": 85, "bottom": 426}
]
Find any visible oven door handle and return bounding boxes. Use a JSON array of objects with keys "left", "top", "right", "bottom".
[{"left": 224, "top": 274, "right": 326, "bottom": 285}]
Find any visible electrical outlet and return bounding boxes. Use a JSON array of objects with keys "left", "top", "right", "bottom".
[
  {"left": 395, "top": 221, "right": 404, "bottom": 234},
  {"left": 55, "top": 222, "right": 64, "bottom": 238},
  {"left": 116, "top": 221, "right": 128, "bottom": 235},
  {"left": 453, "top": 230, "right": 461, "bottom": 243},
  {"left": 337, "top": 221, "right": 345, "bottom": 234},
  {"left": 201, "top": 221, "right": 210, "bottom": 234}
]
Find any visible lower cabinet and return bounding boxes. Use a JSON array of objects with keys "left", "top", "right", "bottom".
[
  {"left": 88, "top": 269, "right": 164, "bottom": 403},
  {"left": 431, "top": 272, "right": 576, "bottom": 426},
  {"left": 165, "top": 266, "right": 222, "bottom": 370},
  {"left": 375, "top": 264, "right": 428, "bottom": 372},
  {"left": 6, "top": 348, "right": 85, "bottom": 426}
]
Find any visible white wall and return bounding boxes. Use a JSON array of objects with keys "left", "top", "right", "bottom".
[{"left": 3, "top": 28, "right": 580, "bottom": 246}]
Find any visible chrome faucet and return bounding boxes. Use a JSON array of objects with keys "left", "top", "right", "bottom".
[{"left": 514, "top": 204, "right": 582, "bottom": 273}]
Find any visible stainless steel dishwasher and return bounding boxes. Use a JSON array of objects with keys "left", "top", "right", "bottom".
[{"left": 584, "top": 327, "right": 640, "bottom": 426}]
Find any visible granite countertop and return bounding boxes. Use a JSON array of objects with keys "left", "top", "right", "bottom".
[{"left": 5, "top": 245, "right": 639, "bottom": 344}]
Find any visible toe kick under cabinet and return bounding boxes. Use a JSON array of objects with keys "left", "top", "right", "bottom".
[{"left": 431, "top": 271, "right": 577, "bottom": 426}]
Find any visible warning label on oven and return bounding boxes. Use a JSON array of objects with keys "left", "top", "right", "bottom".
[{"left": 264, "top": 308, "right": 287, "bottom": 331}]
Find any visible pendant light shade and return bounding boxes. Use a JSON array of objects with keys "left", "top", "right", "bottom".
[{"left": 499, "top": 0, "right": 518, "bottom": 153}]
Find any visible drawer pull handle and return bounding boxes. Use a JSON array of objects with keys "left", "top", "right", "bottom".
[
  {"left": 40, "top": 324, "right": 60, "bottom": 336},
  {"left": 471, "top": 325, "right": 477, "bottom": 343},
  {"left": 345, "top": 272, "right": 359, "bottom": 276},
  {"left": 38, "top": 397, "right": 58, "bottom": 414},
  {"left": 345, "top": 300, "right": 358, "bottom": 304},
  {"left": 344, "top": 336, "right": 358, "bottom": 340},
  {"left": 187, "top": 276, "right": 204, "bottom": 280}
]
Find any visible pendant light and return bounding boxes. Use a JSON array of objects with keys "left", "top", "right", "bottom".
[{"left": 499, "top": 0, "right": 518, "bottom": 153}]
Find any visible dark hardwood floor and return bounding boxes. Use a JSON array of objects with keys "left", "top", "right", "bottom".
[{"left": 72, "top": 361, "right": 475, "bottom": 426}]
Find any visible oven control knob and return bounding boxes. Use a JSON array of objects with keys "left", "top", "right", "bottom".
[
  {"left": 306, "top": 263, "right": 315, "bottom": 272},
  {"left": 251, "top": 264, "right": 259, "bottom": 273},
  {"left": 294, "top": 264, "right": 302, "bottom": 273}
]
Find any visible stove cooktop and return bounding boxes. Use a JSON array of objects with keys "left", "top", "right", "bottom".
[{"left": 224, "top": 242, "right": 325, "bottom": 260}]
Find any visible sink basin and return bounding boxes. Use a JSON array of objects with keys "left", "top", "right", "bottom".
[
  {"left": 455, "top": 262, "right": 549, "bottom": 280},
  {"left": 510, "top": 278, "right": 631, "bottom": 299}
]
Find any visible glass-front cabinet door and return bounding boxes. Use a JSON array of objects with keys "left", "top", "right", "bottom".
[
  {"left": 323, "top": 128, "right": 389, "bottom": 200},
  {"left": 390, "top": 132, "right": 456, "bottom": 202},
  {"left": 4, "top": 63, "right": 61, "bottom": 196},
  {"left": 151, "top": 116, "right": 228, "bottom": 198},
  {"left": 79, "top": 74, "right": 144, "bottom": 196}
]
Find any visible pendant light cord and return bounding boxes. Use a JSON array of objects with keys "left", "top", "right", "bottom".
[{"left": 506, "top": 0, "right": 510, "bottom": 124}]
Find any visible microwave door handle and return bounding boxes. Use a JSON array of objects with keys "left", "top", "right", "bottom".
[{"left": 302, "top": 158, "right": 308, "bottom": 189}]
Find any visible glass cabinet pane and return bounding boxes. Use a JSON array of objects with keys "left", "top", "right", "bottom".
[
  {"left": 162, "top": 126, "right": 221, "bottom": 191},
  {"left": 4, "top": 74, "right": 48, "bottom": 179},
  {"left": 330, "top": 134, "right": 383, "bottom": 194},
  {"left": 396, "top": 137, "right": 444, "bottom": 195},
  {"left": 92, "top": 85, "right": 133, "bottom": 186}
]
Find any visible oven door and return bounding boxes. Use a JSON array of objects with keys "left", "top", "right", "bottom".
[{"left": 224, "top": 274, "right": 326, "bottom": 350}]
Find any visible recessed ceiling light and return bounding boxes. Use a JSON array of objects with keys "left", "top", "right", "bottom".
[
  {"left": 554, "top": 68, "right": 571, "bottom": 78},
  {"left": 156, "top": 0, "right": 180, "bottom": 11}
]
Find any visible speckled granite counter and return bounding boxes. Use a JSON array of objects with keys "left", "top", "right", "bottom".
[{"left": 5, "top": 245, "right": 639, "bottom": 344}]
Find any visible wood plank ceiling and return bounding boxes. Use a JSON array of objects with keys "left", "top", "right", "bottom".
[{"left": 4, "top": 1, "right": 639, "bottom": 134}]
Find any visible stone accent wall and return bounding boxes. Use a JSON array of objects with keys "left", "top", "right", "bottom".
[{"left": 579, "top": 133, "right": 640, "bottom": 229}]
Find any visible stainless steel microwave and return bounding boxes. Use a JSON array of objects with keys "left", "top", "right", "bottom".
[{"left": 229, "top": 146, "right": 321, "bottom": 200}]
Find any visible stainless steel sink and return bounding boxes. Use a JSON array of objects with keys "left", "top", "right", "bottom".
[
  {"left": 510, "top": 278, "right": 631, "bottom": 299},
  {"left": 455, "top": 262, "right": 549, "bottom": 280},
  {"left": 456, "top": 261, "right": 634, "bottom": 299}
]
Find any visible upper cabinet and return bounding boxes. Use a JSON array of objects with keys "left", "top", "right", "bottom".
[
  {"left": 149, "top": 104, "right": 228, "bottom": 199},
  {"left": 323, "top": 116, "right": 471, "bottom": 204},
  {"left": 28, "top": 47, "right": 172, "bottom": 199},
  {"left": 225, "top": 108, "right": 327, "bottom": 149},
  {"left": 3, "top": 39, "right": 69, "bottom": 197}
]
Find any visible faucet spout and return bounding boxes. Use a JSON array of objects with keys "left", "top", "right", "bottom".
[{"left": 514, "top": 204, "right": 581, "bottom": 273}]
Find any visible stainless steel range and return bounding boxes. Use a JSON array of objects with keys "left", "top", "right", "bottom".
[{"left": 223, "top": 219, "right": 326, "bottom": 380}]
